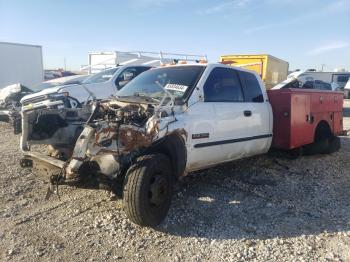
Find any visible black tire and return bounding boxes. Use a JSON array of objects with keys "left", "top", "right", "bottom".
[
  {"left": 325, "top": 136, "right": 341, "bottom": 154},
  {"left": 303, "top": 139, "right": 329, "bottom": 155},
  {"left": 123, "top": 153, "right": 173, "bottom": 227}
]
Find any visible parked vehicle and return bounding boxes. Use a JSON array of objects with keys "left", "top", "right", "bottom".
[
  {"left": 20, "top": 63, "right": 343, "bottom": 227},
  {"left": 0, "top": 75, "right": 88, "bottom": 133},
  {"left": 287, "top": 70, "right": 350, "bottom": 97},
  {"left": 220, "top": 54, "right": 289, "bottom": 89},
  {"left": 272, "top": 77, "right": 339, "bottom": 91},
  {"left": 0, "top": 42, "right": 44, "bottom": 88},
  {"left": 21, "top": 65, "right": 152, "bottom": 112}
]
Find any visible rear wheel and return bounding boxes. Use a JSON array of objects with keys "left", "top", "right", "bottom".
[
  {"left": 123, "top": 153, "right": 173, "bottom": 227},
  {"left": 325, "top": 136, "right": 341, "bottom": 154},
  {"left": 303, "top": 139, "right": 329, "bottom": 155},
  {"left": 303, "top": 121, "right": 341, "bottom": 155}
]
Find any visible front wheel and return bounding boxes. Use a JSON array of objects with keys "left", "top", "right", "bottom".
[{"left": 123, "top": 153, "right": 173, "bottom": 227}]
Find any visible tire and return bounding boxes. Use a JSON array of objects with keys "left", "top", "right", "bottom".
[
  {"left": 325, "top": 136, "right": 341, "bottom": 154},
  {"left": 303, "top": 139, "right": 329, "bottom": 155},
  {"left": 123, "top": 153, "right": 173, "bottom": 227}
]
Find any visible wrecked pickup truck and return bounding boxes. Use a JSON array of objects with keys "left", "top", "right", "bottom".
[{"left": 20, "top": 63, "right": 343, "bottom": 226}]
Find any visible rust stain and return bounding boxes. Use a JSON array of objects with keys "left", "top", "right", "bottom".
[
  {"left": 94, "top": 126, "right": 116, "bottom": 146},
  {"left": 119, "top": 127, "right": 155, "bottom": 152}
]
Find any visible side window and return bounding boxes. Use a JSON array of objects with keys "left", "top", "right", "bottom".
[
  {"left": 337, "top": 75, "right": 349, "bottom": 83},
  {"left": 203, "top": 67, "right": 244, "bottom": 102},
  {"left": 302, "top": 81, "right": 314, "bottom": 89},
  {"left": 238, "top": 71, "right": 264, "bottom": 102},
  {"left": 115, "top": 68, "right": 138, "bottom": 90}
]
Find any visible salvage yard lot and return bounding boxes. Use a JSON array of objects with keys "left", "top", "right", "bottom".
[{"left": 1, "top": 101, "right": 350, "bottom": 262}]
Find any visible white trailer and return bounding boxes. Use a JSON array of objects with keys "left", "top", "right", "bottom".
[
  {"left": 0, "top": 42, "right": 44, "bottom": 88},
  {"left": 83, "top": 51, "right": 207, "bottom": 74}
]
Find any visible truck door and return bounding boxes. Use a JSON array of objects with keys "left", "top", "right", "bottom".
[
  {"left": 186, "top": 66, "right": 256, "bottom": 171},
  {"left": 237, "top": 70, "right": 272, "bottom": 156}
]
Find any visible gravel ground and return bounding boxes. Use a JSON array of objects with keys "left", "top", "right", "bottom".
[{"left": 1, "top": 102, "right": 350, "bottom": 262}]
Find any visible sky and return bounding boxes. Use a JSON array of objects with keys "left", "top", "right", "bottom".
[{"left": 1, "top": 0, "right": 350, "bottom": 71}]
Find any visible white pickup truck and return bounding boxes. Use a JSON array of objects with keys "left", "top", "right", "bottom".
[{"left": 20, "top": 63, "right": 343, "bottom": 227}]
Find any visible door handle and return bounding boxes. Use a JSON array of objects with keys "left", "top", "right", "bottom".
[{"left": 244, "top": 110, "right": 252, "bottom": 117}]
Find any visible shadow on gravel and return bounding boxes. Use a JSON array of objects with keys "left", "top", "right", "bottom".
[{"left": 159, "top": 138, "right": 350, "bottom": 241}]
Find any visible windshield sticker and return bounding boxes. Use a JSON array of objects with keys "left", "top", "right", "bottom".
[{"left": 165, "top": 84, "right": 188, "bottom": 93}]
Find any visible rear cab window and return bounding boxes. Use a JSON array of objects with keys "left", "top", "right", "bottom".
[{"left": 237, "top": 70, "right": 264, "bottom": 102}]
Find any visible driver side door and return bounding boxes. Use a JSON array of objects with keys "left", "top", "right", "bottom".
[{"left": 186, "top": 66, "right": 250, "bottom": 171}]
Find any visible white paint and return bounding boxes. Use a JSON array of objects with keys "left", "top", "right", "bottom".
[
  {"left": 0, "top": 42, "right": 43, "bottom": 88},
  {"left": 165, "top": 64, "right": 272, "bottom": 172}
]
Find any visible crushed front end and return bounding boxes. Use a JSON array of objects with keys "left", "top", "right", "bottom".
[{"left": 20, "top": 96, "right": 182, "bottom": 193}]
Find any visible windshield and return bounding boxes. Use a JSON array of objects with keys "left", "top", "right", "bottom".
[
  {"left": 117, "top": 66, "right": 205, "bottom": 101},
  {"left": 83, "top": 67, "right": 119, "bottom": 84}
]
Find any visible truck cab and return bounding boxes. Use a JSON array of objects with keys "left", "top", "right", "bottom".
[{"left": 178, "top": 64, "right": 273, "bottom": 171}]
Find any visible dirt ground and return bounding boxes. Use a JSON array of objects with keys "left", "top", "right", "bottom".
[{"left": 1, "top": 101, "right": 350, "bottom": 262}]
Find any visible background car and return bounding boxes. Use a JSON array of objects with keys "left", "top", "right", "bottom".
[{"left": 21, "top": 65, "right": 153, "bottom": 112}]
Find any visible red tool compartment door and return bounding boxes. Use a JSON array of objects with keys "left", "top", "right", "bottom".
[{"left": 290, "top": 93, "right": 313, "bottom": 148}]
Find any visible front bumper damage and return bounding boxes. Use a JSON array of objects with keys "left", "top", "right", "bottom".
[{"left": 20, "top": 98, "right": 187, "bottom": 194}]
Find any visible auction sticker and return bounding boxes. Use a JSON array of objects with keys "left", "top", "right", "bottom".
[{"left": 165, "top": 84, "right": 188, "bottom": 92}]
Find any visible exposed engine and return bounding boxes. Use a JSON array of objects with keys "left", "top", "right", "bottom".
[
  {"left": 64, "top": 100, "right": 164, "bottom": 180},
  {"left": 96, "top": 101, "right": 155, "bottom": 127}
]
